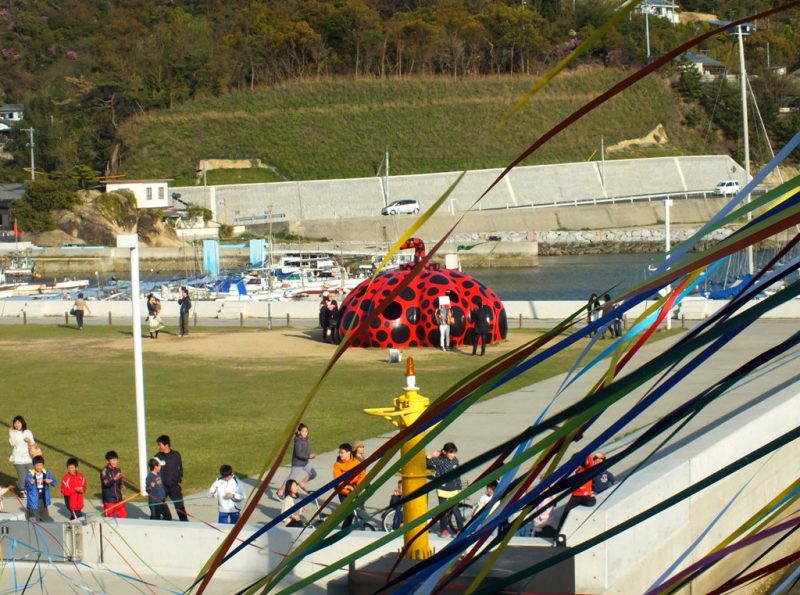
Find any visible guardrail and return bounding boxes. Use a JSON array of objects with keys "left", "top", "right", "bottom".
[{"left": 478, "top": 188, "right": 766, "bottom": 212}]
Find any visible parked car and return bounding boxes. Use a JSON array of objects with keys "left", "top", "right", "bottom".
[
  {"left": 381, "top": 199, "right": 420, "bottom": 216},
  {"left": 714, "top": 180, "right": 740, "bottom": 196}
]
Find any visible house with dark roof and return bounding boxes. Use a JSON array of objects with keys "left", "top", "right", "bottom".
[
  {"left": 0, "top": 104, "right": 24, "bottom": 123},
  {"left": 681, "top": 52, "right": 728, "bottom": 81},
  {"left": 696, "top": 20, "right": 756, "bottom": 35},
  {"left": 0, "top": 182, "right": 26, "bottom": 234},
  {"left": 0, "top": 104, "right": 24, "bottom": 145}
]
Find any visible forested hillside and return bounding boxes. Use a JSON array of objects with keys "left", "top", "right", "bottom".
[{"left": 0, "top": 0, "right": 796, "bottom": 183}]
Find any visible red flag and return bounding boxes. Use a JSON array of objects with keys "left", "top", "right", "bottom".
[{"left": 12, "top": 220, "right": 22, "bottom": 236}]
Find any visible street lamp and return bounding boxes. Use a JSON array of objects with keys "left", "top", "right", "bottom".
[{"left": 116, "top": 233, "right": 148, "bottom": 493}]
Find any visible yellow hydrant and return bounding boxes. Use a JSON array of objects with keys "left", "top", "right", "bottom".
[{"left": 364, "top": 357, "right": 432, "bottom": 560}]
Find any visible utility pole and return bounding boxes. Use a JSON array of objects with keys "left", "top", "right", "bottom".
[
  {"left": 644, "top": 0, "right": 651, "bottom": 61},
  {"left": 21, "top": 127, "right": 35, "bottom": 180},
  {"left": 738, "top": 25, "right": 753, "bottom": 276}
]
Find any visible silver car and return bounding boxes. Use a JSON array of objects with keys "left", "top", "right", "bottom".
[
  {"left": 381, "top": 199, "right": 420, "bottom": 215},
  {"left": 714, "top": 180, "right": 740, "bottom": 196}
]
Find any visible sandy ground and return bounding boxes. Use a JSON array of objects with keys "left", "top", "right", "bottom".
[{"left": 0, "top": 326, "right": 545, "bottom": 362}]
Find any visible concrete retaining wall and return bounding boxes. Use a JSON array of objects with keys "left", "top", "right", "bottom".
[
  {"left": 570, "top": 381, "right": 800, "bottom": 594},
  {"left": 172, "top": 156, "right": 743, "bottom": 225}
]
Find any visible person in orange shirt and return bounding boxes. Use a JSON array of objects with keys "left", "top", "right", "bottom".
[
  {"left": 555, "top": 453, "right": 597, "bottom": 536},
  {"left": 333, "top": 443, "right": 365, "bottom": 529}
]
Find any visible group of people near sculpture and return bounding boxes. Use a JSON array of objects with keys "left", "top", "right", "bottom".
[{"left": 318, "top": 291, "right": 494, "bottom": 355}]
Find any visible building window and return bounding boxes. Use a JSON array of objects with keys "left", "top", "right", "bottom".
[
  {"left": 146, "top": 187, "right": 153, "bottom": 201},
  {"left": 158, "top": 187, "right": 165, "bottom": 201}
]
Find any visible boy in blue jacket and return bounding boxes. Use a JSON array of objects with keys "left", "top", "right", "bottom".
[{"left": 25, "top": 455, "right": 57, "bottom": 522}]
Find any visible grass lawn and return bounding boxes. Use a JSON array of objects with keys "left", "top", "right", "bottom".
[{"left": 0, "top": 324, "right": 676, "bottom": 497}]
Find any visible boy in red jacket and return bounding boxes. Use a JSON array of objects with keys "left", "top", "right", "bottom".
[{"left": 61, "top": 457, "right": 87, "bottom": 520}]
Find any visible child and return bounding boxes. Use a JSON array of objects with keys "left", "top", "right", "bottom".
[
  {"left": 276, "top": 423, "right": 317, "bottom": 499},
  {"left": 100, "top": 450, "right": 128, "bottom": 518},
  {"left": 328, "top": 300, "right": 341, "bottom": 344},
  {"left": 60, "top": 457, "right": 87, "bottom": 520},
  {"left": 476, "top": 480, "right": 498, "bottom": 514},
  {"left": 389, "top": 480, "right": 403, "bottom": 531},
  {"left": 208, "top": 464, "right": 245, "bottom": 524},
  {"left": 281, "top": 479, "right": 305, "bottom": 527},
  {"left": 25, "top": 455, "right": 57, "bottom": 522},
  {"left": 146, "top": 458, "right": 171, "bottom": 521}
]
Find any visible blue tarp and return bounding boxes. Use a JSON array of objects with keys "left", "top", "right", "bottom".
[
  {"left": 249, "top": 239, "right": 267, "bottom": 267},
  {"left": 705, "top": 274, "right": 754, "bottom": 299},
  {"left": 216, "top": 277, "right": 247, "bottom": 295},
  {"left": 203, "top": 240, "right": 220, "bottom": 276}
]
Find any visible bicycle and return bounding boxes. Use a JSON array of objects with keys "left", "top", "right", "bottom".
[
  {"left": 348, "top": 505, "right": 377, "bottom": 531},
  {"left": 381, "top": 500, "right": 474, "bottom": 533}
]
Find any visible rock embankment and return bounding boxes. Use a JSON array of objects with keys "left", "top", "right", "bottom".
[{"left": 448, "top": 228, "right": 739, "bottom": 256}]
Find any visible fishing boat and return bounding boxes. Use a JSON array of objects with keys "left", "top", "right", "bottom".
[{"left": 2, "top": 252, "right": 35, "bottom": 279}]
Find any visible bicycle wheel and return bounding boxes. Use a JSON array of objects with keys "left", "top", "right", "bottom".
[
  {"left": 449, "top": 503, "right": 474, "bottom": 533},
  {"left": 382, "top": 509, "right": 397, "bottom": 532}
]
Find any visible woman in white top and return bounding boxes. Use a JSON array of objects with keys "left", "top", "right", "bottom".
[{"left": 8, "top": 415, "right": 34, "bottom": 495}]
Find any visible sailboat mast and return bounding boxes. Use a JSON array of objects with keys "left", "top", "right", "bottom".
[{"left": 738, "top": 25, "right": 754, "bottom": 276}]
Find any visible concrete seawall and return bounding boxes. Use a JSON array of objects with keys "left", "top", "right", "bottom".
[
  {"left": 3, "top": 297, "right": 800, "bottom": 323},
  {"left": 9, "top": 199, "right": 735, "bottom": 274}
]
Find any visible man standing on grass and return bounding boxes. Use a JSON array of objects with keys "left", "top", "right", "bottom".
[{"left": 153, "top": 435, "right": 188, "bottom": 521}]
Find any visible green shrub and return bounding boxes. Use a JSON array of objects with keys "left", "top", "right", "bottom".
[
  {"left": 96, "top": 190, "right": 137, "bottom": 225},
  {"left": 10, "top": 179, "right": 78, "bottom": 232}
]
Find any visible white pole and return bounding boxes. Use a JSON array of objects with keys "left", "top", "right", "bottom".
[
  {"left": 22, "top": 127, "right": 35, "bottom": 180},
  {"left": 644, "top": 2, "right": 651, "bottom": 61},
  {"left": 665, "top": 199, "right": 673, "bottom": 330},
  {"left": 600, "top": 136, "right": 606, "bottom": 189},
  {"left": 385, "top": 146, "right": 390, "bottom": 207},
  {"left": 738, "top": 25, "right": 754, "bottom": 276},
  {"left": 117, "top": 234, "right": 148, "bottom": 493}
]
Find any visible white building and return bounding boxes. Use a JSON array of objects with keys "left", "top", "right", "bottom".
[
  {"left": 0, "top": 104, "right": 24, "bottom": 122},
  {"left": 105, "top": 179, "right": 172, "bottom": 209},
  {"left": 635, "top": 0, "right": 680, "bottom": 25}
]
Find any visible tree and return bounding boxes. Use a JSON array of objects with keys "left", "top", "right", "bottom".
[
  {"left": 675, "top": 59, "right": 704, "bottom": 100},
  {"left": 10, "top": 179, "right": 78, "bottom": 232}
]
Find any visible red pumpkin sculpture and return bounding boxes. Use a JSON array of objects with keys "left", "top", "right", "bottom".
[{"left": 339, "top": 237, "right": 508, "bottom": 348}]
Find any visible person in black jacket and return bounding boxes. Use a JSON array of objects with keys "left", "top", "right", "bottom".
[
  {"left": 426, "top": 442, "right": 464, "bottom": 537},
  {"left": 469, "top": 298, "right": 493, "bottom": 356},
  {"left": 153, "top": 435, "right": 187, "bottom": 521},
  {"left": 178, "top": 287, "right": 191, "bottom": 337},
  {"left": 319, "top": 293, "right": 331, "bottom": 342}
]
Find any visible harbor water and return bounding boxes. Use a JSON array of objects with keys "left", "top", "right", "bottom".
[
  {"left": 465, "top": 253, "right": 660, "bottom": 301},
  {"left": 26, "top": 253, "right": 662, "bottom": 302}
]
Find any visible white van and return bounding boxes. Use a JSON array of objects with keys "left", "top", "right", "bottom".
[{"left": 714, "top": 180, "right": 740, "bottom": 196}]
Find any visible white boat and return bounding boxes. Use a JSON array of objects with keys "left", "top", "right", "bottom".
[{"left": 2, "top": 252, "right": 35, "bottom": 279}]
